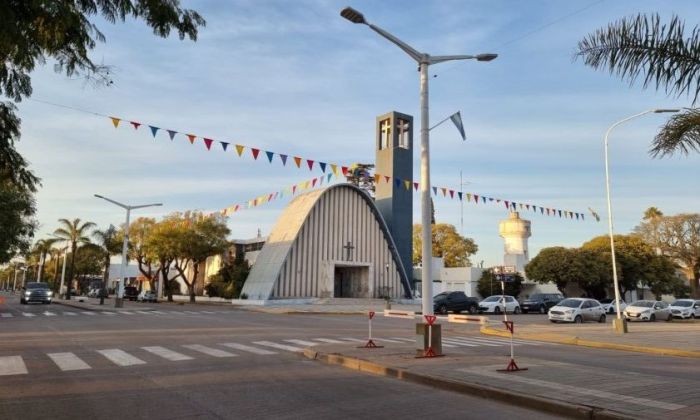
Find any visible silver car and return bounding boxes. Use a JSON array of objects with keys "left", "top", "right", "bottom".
[
  {"left": 669, "top": 299, "right": 700, "bottom": 319},
  {"left": 624, "top": 300, "right": 672, "bottom": 322},
  {"left": 548, "top": 298, "right": 606, "bottom": 323}
]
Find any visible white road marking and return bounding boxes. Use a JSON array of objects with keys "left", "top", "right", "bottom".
[
  {"left": 253, "top": 341, "right": 303, "bottom": 352},
  {"left": 314, "top": 338, "right": 346, "bottom": 344},
  {"left": 200, "top": 311, "right": 217, "bottom": 314},
  {"left": 441, "top": 338, "right": 480, "bottom": 347},
  {"left": 150, "top": 310, "right": 166, "bottom": 315},
  {"left": 47, "top": 352, "right": 91, "bottom": 371},
  {"left": 100, "top": 312, "right": 116, "bottom": 316},
  {"left": 375, "top": 338, "right": 404, "bottom": 343},
  {"left": 81, "top": 311, "right": 96, "bottom": 316},
  {"left": 221, "top": 343, "right": 277, "bottom": 355},
  {"left": 43, "top": 311, "right": 57, "bottom": 317},
  {"left": 467, "top": 337, "right": 522, "bottom": 346},
  {"left": 183, "top": 311, "right": 200, "bottom": 315},
  {"left": 1, "top": 313, "right": 13, "bottom": 318},
  {"left": 97, "top": 349, "right": 146, "bottom": 366},
  {"left": 446, "top": 337, "right": 503, "bottom": 347},
  {"left": 388, "top": 337, "right": 415, "bottom": 342},
  {"left": 0, "top": 356, "right": 27, "bottom": 376},
  {"left": 182, "top": 344, "right": 236, "bottom": 358},
  {"left": 22, "top": 312, "right": 36, "bottom": 317},
  {"left": 508, "top": 338, "right": 544, "bottom": 346},
  {"left": 141, "top": 346, "right": 193, "bottom": 361},
  {"left": 339, "top": 337, "right": 365, "bottom": 343},
  {"left": 284, "top": 339, "right": 318, "bottom": 347},
  {"left": 118, "top": 311, "right": 135, "bottom": 315},
  {"left": 63, "top": 312, "right": 77, "bottom": 316},
  {"left": 136, "top": 311, "right": 152, "bottom": 315}
]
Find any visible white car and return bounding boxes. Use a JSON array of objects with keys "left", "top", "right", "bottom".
[
  {"left": 548, "top": 298, "right": 606, "bottom": 324},
  {"left": 624, "top": 300, "right": 672, "bottom": 322},
  {"left": 478, "top": 295, "right": 521, "bottom": 314},
  {"left": 598, "top": 298, "right": 627, "bottom": 314},
  {"left": 669, "top": 299, "right": 700, "bottom": 319}
]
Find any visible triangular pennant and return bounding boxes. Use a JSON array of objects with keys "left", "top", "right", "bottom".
[
  {"left": 540, "top": 207, "right": 544, "bottom": 214},
  {"left": 203, "top": 138, "right": 213, "bottom": 150},
  {"left": 306, "top": 159, "right": 314, "bottom": 171},
  {"left": 558, "top": 210, "right": 562, "bottom": 217},
  {"left": 526, "top": 204, "right": 530, "bottom": 210},
  {"left": 496, "top": 199, "right": 501, "bottom": 203},
  {"left": 187, "top": 134, "right": 196, "bottom": 144},
  {"left": 149, "top": 126, "right": 160, "bottom": 137},
  {"left": 449, "top": 190, "right": 454, "bottom": 198},
  {"left": 294, "top": 157, "right": 302, "bottom": 168},
  {"left": 251, "top": 148, "right": 260, "bottom": 160},
  {"left": 265, "top": 151, "right": 274, "bottom": 163},
  {"left": 341, "top": 166, "right": 349, "bottom": 176},
  {"left": 458, "top": 192, "right": 463, "bottom": 201},
  {"left": 110, "top": 117, "right": 121, "bottom": 128},
  {"left": 274, "top": 192, "right": 279, "bottom": 200},
  {"left": 575, "top": 213, "right": 580, "bottom": 220},
  {"left": 292, "top": 185, "right": 297, "bottom": 194},
  {"left": 167, "top": 130, "right": 177, "bottom": 140},
  {"left": 473, "top": 194, "right": 479, "bottom": 203},
  {"left": 304, "top": 181, "right": 310, "bottom": 189},
  {"left": 235, "top": 144, "right": 245, "bottom": 156},
  {"left": 504, "top": 201, "right": 510, "bottom": 209},
  {"left": 312, "top": 178, "right": 318, "bottom": 187},
  {"left": 395, "top": 178, "right": 401, "bottom": 188},
  {"left": 466, "top": 193, "right": 472, "bottom": 202},
  {"left": 489, "top": 197, "right": 494, "bottom": 202},
  {"left": 546, "top": 208, "right": 550, "bottom": 215},
  {"left": 280, "top": 154, "right": 288, "bottom": 166},
  {"left": 319, "top": 176, "right": 324, "bottom": 186},
  {"left": 482, "top": 196, "right": 487, "bottom": 203},
  {"left": 268, "top": 193, "right": 274, "bottom": 201},
  {"left": 330, "top": 164, "right": 338, "bottom": 175},
  {"left": 404, "top": 180, "right": 411, "bottom": 190},
  {"left": 385, "top": 175, "right": 391, "bottom": 183},
  {"left": 441, "top": 188, "right": 447, "bottom": 197},
  {"left": 581, "top": 214, "right": 585, "bottom": 221},
  {"left": 220, "top": 141, "right": 229, "bottom": 151},
  {"left": 319, "top": 162, "right": 327, "bottom": 173},
  {"left": 432, "top": 186, "right": 438, "bottom": 195},
  {"left": 511, "top": 202, "right": 517, "bottom": 209},
  {"left": 413, "top": 182, "right": 419, "bottom": 191},
  {"left": 519, "top": 203, "right": 523, "bottom": 209},
  {"left": 130, "top": 121, "right": 141, "bottom": 130},
  {"left": 327, "top": 173, "right": 333, "bottom": 182}
]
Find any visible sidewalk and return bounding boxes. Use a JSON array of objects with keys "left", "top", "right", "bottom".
[{"left": 304, "top": 339, "right": 700, "bottom": 420}]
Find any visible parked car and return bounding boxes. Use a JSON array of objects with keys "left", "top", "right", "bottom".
[
  {"left": 433, "top": 291, "right": 479, "bottom": 315},
  {"left": 669, "top": 299, "right": 700, "bottom": 320},
  {"left": 123, "top": 286, "right": 139, "bottom": 301},
  {"left": 520, "top": 293, "right": 564, "bottom": 314},
  {"left": 624, "top": 300, "right": 672, "bottom": 322},
  {"left": 137, "top": 290, "right": 158, "bottom": 303},
  {"left": 548, "top": 298, "right": 606, "bottom": 324},
  {"left": 20, "top": 282, "right": 53, "bottom": 304},
  {"left": 478, "top": 295, "right": 521, "bottom": 314},
  {"left": 599, "top": 298, "right": 627, "bottom": 314}
]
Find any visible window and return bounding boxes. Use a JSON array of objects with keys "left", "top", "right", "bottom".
[
  {"left": 379, "top": 119, "right": 391, "bottom": 150},
  {"left": 397, "top": 118, "right": 410, "bottom": 149}
]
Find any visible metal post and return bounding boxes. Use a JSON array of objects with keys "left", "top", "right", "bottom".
[
  {"left": 21, "top": 268, "right": 27, "bottom": 288},
  {"left": 13, "top": 269, "right": 19, "bottom": 291},
  {"left": 59, "top": 246, "right": 67, "bottom": 298},
  {"left": 157, "top": 268, "right": 164, "bottom": 299},
  {"left": 36, "top": 253, "right": 43, "bottom": 282},
  {"left": 116, "top": 208, "right": 131, "bottom": 308},
  {"left": 419, "top": 61, "right": 433, "bottom": 316}
]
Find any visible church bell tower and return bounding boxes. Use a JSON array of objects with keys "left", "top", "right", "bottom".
[{"left": 375, "top": 111, "right": 413, "bottom": 288}]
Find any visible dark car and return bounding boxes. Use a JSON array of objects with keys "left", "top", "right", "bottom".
[
  {"left": 123, "top": 286, "right": 139, "bottom": 301},
  {"left": 20, "top": 282, "right": 53, "bottom": 304},
  {"left": 520, "top": 293, "right": 564, "bottom": 314},
  {"left": 433, "top": 291, "right": 479, "bottom": 315}
]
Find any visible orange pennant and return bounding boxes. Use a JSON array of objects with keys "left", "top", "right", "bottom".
[
  {"left": 294, "top": 157, "right": 302, "bottom": 168},
  {"left": 187, "top": 134, "right": 196, "bottom": 144}
]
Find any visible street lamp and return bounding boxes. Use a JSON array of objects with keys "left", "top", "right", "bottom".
[
  {"left": 341, "top": 7, "right": 496, "bottom": 316},
  {"left": 604, "top": 108, "right": 678, "bottom": 333},
  {"left": 94, "top": 194, "right": 162, "bottom": 308}
]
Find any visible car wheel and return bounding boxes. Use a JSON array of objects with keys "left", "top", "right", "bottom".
[
  {"left": 539, "top": 305, "right": 547, "bottom": 314},
  {"left": 439, "top": 305, "right": 448, "bottom": 315},
  {"left": 468, "top": 305, "right": 477, "bottom": 315},
  {"left": 609, "top": 307, "right": 614, "bottom": 314},
  {"left": 514, "top": 307, "right": 521, "bottom": 314},
  {"left": 599, "top": 314, "right": 606, "bottom": 323},
  {"left": 574, "top": 315, "right": 583, "bottom": 324},
  {"left": 649, "top": 314, "right": 656, "bottom": 322},
  {"left": 494, "top": 306, "right": 501, "bottom": 314},
  {"left": 550, "top": 320, "right": 557, "bottom": 323}
]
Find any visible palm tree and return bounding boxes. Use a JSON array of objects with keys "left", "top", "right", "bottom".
[
  {"left": 575, "top": 13, "right": 700, "bottom": 157},
  {"left": 92, "top": 225, "right": 122, "bottom": 303},
  {"left": 32, "top": 238, "right": 57, "bottom": 282},
  {"left": 53, "top": 218, "right": 95, "bottom": 299}
]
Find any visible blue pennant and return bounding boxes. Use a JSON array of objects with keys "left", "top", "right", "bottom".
[
  {"left": 149, "top": 126, "right": 160, "bottom": 137},
  {"left": 220, "top": 142, "right": 229, "bottom": 151},
  {"left": 265, "top": 151, "right": 274, "bottom": 163}
]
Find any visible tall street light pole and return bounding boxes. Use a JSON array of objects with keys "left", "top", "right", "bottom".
[
  {"left": 95, "top": 194, "right": 162, "bottom": 308},
  {"left": 604, "top": 108, "right": 678, "bottom": 333},
  {"left": 341, "top": 7, "right": 496, "bottom": 316}
]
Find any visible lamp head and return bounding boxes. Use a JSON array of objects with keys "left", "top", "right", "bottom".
[
  {"left": 653, "top": 108, "right": 680, "bottom": 113},
  {"left": 476, "top": 53, "right": 498, "bottom": 62},
  {"left": 340, "top": 7, "right": 366, "bottom": 24},
  {"left": 94, "top": 194, "right": 104, "bottom": 199}
]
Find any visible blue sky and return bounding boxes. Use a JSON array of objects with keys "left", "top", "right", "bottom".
[{"left": 15, "top": 0, "right": 700, "bottom": 267}]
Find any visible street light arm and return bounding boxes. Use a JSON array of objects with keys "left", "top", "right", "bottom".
[
  {"left": 603, "top": 110, "right": 655, "bottom": 145},
  {"left": 428, "top": 55, "right": 476, "bottom": 64},
  {"left": 94, "top": 194, "right": 128, "bottom": 209},
  {"left": 366, "top": 23, "right": 424, "bottom": 63},
  {"left": 129, "top": 203, "right": 163, "bottom": 210}
]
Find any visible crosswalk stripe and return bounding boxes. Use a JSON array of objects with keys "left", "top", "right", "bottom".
[
  {"left": 142, "top": 346, "right": 193, "bottom": 361},
  {"left": 446, "top": 337, "right": 504, "bottom": 347},
  {"left": 43, "top": 311, "right": 57, "bottom": 317},
  {"left": 200, "top": 311, "right": 216, "bottom": 314},
  {"left": 182, "top": 344, "right": 236, "bottom": 358},
  {"left": 182, "top": 311, "right": 198, "bottom": 314},
  {"left": 22, "top": 312, "right": 35, "bottom": 317},
  {"left": 221, "top": 342, "right": 277, "bottom": 355},
  {"left": 0, "top": 356, "right": 27, "bottom": 376},
  {"left": 253, "top": 341, "right": 303, "bottom": 352},
  {"left": 339, "top": 337, "right": 365, "bottom": 343},
  {"left": 47, "top": 352, "right": 91, "bottom": 371},
  {"left": 100, "top": 312, "right": 116, "bottom": 316},
  {"left": 508, "top": 338, "right": 543, "bottom": 346},
  {"left": 1, "top": 313, "right": 13, "bottom": 318},
  {"left": 376, "top": 338, "right": 404, "bottom": 343},
  {"left": 465, "top": 337, "right": 520, "bottom": 346},
  {"left": 136, "top": 311, "right": 152, "bottom": 315},
  {"left": 389, "top": 337, "right": 415, "bottom": 342},
  {"left": 150, "top": 310, "right": 166, "bottom": 315},
  {"left": 284, "top": 339, "right": 318, "bottom": 347},
  {"left": 119, "top": 311, "right": 135, "bottom": 315},
  {"left": 441, "top": 338, "right": 480, "bottom": 347},
  {"left": 314, "top": 338, "right": 345, "bottom": 344},
  {"left": 97, "top": 349, "right": 146, "bottom": 366},
  {"left": 63, "top": 312, "right": 77, "bottom": 316},
  {"left": 81, "top": 311, "right": 96, "bottom": 316}
]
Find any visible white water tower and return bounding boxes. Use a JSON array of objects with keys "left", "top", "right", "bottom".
[{"left": 498, "top": 212, "right": 531, "bottom": 273}]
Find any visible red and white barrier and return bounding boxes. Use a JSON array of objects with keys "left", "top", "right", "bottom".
[{"left": 359, "top": 311, "right": 383, "bottom": 349}]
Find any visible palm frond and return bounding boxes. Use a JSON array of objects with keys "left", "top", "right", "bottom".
[
  {"left": 575, "top": 13, "right": 700, "bottom": 104},
  {"left": 651, "top": 108, "right": 700, "bottom": 156}
]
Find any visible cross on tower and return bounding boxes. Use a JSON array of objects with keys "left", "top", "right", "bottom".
[
  {"left": 397, "top": 118, "right": 410, "bottom": 148},
  {"left": 343, "top": 241, "right": 355, "bottom": 261},
  {"left": 379, "top": 119, "right": 391, "bottom": 149}
]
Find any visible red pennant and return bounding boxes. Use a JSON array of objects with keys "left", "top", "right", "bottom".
[
  {"left": 341, "top": 166, "right": 349, "bottom": 176},
  {"left": 130, "top": 121, "right": 141, "bottom": 130},
  {"left": 384, "top": 175, "right": 390, "bottom": 183},
  {"left": 474, "top": 194, "right": 479, "bottom": 203},
  {"left": 292, "top": 185, "right": 297, "bottom": 193},
  {"left": 504, "top": 200, "right": 509, "bottom": 209},
  {"left": 203, "top": 138, "right": 213, "bottom": 150},
  {"left": 187, "top": 134, "right": 196, "bottom": 144},
  {"left": 306, "top": 160, "right": 314, "bottom": 171},
  {"left": 251, "top": 148, "right": 260, "bottom": 159},
  {"left": 413, "top": 182, "right": 419, "bottom": 191},
  {"left": 312, "top": 178, "right": 318, "bottom": 187},
  {"left": 294, "top": 157, "right": 302, "bottom": 168}
]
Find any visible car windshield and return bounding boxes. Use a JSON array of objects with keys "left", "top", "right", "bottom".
[
  {"left": 631, "top": 301, "right": 654, "bottom": 308},
  {"left": 26, "top": 282, "right": 49, "bottom": 290},
  {"left": 599, "top": 298, "right": 612, "bottom": 304},
  {"left": 434, "top": 293, "right": 448, "bottom": 300},
  {"left": 557, "top": 299, "right": 582, "bottom": 308},
  {"left": 482, "top": 296, "right": 501, "bottom": 302},
  {"left": 528, "top": 294, "right": 544, "bottom": 301},
  {"left": 671, "top": 300, "right": 693, "bottom": 307}
]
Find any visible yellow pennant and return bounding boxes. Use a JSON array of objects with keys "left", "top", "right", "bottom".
[
  {"left": 404, "top": 180, "right": 411, "bottom": 190},
  {"left": 235, "top": 144, "right": 245, "bottom": 156},
  {"left": 110, "top": 117, "right": 121, "bottom": 128}
]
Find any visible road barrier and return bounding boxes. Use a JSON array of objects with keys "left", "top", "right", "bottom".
[
  {"left": 383, "top": 309, "right": 416, "bottom": 319},
  {"left": 447, "top": 314, "right": 490, "bottom": 325},
  {"left": 359, "top": 311, "right": 383, "bottom": 349}
]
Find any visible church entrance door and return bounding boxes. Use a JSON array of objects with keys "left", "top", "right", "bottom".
[{"left": 333, "top": 266, "right": 369, "bottom": 298}]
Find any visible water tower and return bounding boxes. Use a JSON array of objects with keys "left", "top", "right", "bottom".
[{"left": 498, "top": 212, "right": 531, "bottom": 273}]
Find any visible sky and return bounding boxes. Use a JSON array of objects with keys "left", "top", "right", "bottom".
[{"left": 14, "top": 0, "right": 700, "bottom": 268}]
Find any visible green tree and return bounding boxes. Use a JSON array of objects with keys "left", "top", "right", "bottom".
[
  {"left": 128, "top": 217, "right": 158, "bottom": 290},
  {"left": 92, "top": 225, "right": 121, "bottom": 301},
  {"left": 32, "top": 238, "right": 58, "bottom": 282},
  {"left": 576, "top": 14, "right": 700, "bottom": 157},
  {"left": 0, "top": 184, "right": 36, "bottom": 263},
  {"left": 53, "top": 218, "right": 95, "bottom": 299},
  {"left": 147, "top": 215, "right": 184, "bottom": 302},
  {"left": 525, "top": 247, "right": 589, "bottom": 295},
  {"left": 477, "top": 270, "right": 524, "bottom": 299},
  {"left": 412, "top": 223, "right": 478, "bottom": 267},
  {"left": 71, "top": 245, "right": 104, "bottom": 295},
  {"left": 206, "top": 258, "right": 250, "bottom": 299}
]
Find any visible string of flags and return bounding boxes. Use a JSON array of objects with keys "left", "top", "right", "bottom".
[{"left": 107, "top": 114, "right": 596, "bottom": 222}]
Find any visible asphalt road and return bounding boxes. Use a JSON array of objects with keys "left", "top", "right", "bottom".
[{"left": 0, "top": 293, "right": 563, "bottom": 420}]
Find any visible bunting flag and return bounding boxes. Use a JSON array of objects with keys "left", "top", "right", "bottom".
[
  {"left": 280, "top": 154, "right": 288, "bottom": 166},
  {"left": 203, "top": 138, "right": 214, "bottom": 150},
  {"left": 342, "top": 166, "right": 349, "bottom": 176},
  {"left": 432, "top": 186, "right": 438, "bottom": 195},
  {"left": 331, "top": 164, "right": 338, "bottom": 175},
  {"left": 110, "top": 117, "right": 121, "bottom": 128},
  {"left": 384, "top": 175, "right": 390, "bottom": 183},
  {"left": 449, "top": 190, "right": 454, "bottom": 199},
  {"left": 404, "top": 180, "right": 411, "bottom": 190},
  {"left": 235, "top": 144, "right": 245, "bottom": 156},
  {"left": 474, "top": 194, "right": 479, "bottom": 203},
  {"left": 220, "top": 142, "right": 229, "bottom": 151},
  {"left": 306, "top": 159, "right": 314, "bottom": 171},
  {"left": 441, "top": 187, "right": 447, "bottom": 197},
  {"left": 413, "top": 182, "right": 419, "bottom": 191},
  {"left": 319, "top": 162, "right": 327, "bottom": 173},
  {"left": 265, "top": 151, "right": 274, "bottom": 163},
  {"left": 187, "top": 134, "right": 196, "bottom": 144},
  {"left": 149, "top": 126, "right": 159, "bottom": 137},
  {"left": 395, "top": 178, "right": 401, "bottom": 188},
  {"left": 167, "top": 130, "right": 177, "bottom": 140},
  {"left": 130, "top": 121, "right": 141, "bottom": 130},
  {"left": 294, "top": 157, "right": 302, "bottom": 168},
  {"left": 251, "top": 148, "right": 260, "bottom": 160},
  {"left": 457, "top": 192, "right": 463, "bottom": 201}
]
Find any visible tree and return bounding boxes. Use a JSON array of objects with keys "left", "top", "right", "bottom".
[
  {"left": 576, "top": 14, "right": 700, "bottom": 157},
  {"left": 32, "top": 238, "right": 58, "bottom": 282},
  {"left": 147, "top": 215, "right": 184, "bottom": 302},
  {"left": 0, "top": 1, "right": 205, "bottom": 263},
  {"left": 412, "top": 223, "right": 478, "bottom": 267},
  {"left": 345, "top": 163, "right": 375, "bottom": 197},
  {"left": 525, "top": 247, "right": 584, "bottom": 294},
  {"left": 92, "top": 225, "right": 121, "bottom": 301},
  {"left": 71, "top": 245, "right": 104, "bottom": 295},
  {"left": 53, "top": 218, "right": 95, "bottom": 299},
  {"left": 635, "top": 212, "right": 700, "bottom": 297},
  {"left": 477, "top": 270, "right": 524, "bottom": 298},
  {"left": 206, "top": 258, "right": 250, "bottom": 299},
  {"left": 128, "top": 217, "right": 158, "bottom": 290}
]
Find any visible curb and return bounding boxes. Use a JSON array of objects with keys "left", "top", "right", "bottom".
[
  {"left": 480, "top": 326, "right": 700, "bottom": 359},
  {"left": 303, "top": 349, "right": 630, "bottom": 420}
]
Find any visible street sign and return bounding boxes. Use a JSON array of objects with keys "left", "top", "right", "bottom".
[
  {"left": 368, "top": 311, "right": 375, "bottom": 320},
  {"left": 503, "top": 266, "right": 516, "bottom": 274},
  {"left": 424, "top": 315, "right": 437, "bottom": 325}
]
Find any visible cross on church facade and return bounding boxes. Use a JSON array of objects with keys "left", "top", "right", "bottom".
[
  {"left": 379, "top": 119, "right": 391, "bottom": 149},
  {"left": 397, "top": 118, "right": 410, "bottom": 149},
  {"left": 343, "top": 241, "right": 355, "bottom": 261}
]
